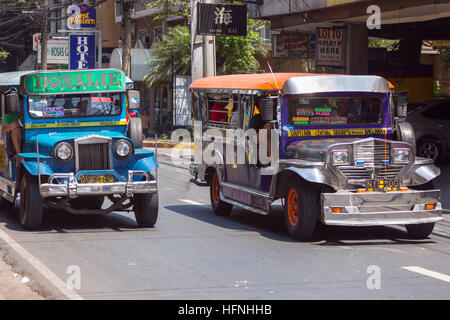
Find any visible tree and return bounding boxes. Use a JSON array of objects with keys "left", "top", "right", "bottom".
[
  {"left": 143, "top": 19, "right": 268, "bottom": 85},
  {"left": 143, "top": 25, "right": 190, "bottom": 87}
]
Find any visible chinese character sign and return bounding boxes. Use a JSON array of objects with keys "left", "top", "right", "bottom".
[
  {"left": 67, "top": 4, "right": 96, "bottom": 29},
  {"left": 198, "top": 3, "right": 247, "bottom": 36},
  {"left": 316, "top": 27, "right": 346, "bottom": 67},
  {"left": 69, "top": 34, "right": 96, "bottom": 70}
]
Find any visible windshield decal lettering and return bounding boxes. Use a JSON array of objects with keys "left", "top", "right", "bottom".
[{"left": 287, "top": 128, "right": 387, "bottom": 137}]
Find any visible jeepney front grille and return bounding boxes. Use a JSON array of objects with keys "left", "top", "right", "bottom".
[
  {"left": 355, "top": 140, "right": 390, "bottom": 167},
  {"left": 78, "top": 143, "right": 110, "bottom": 170},
  {"left": 339, "top": 166, "right": 402, "bottom": 182}
]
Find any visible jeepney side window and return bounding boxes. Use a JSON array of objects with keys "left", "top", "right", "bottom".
[{"left": 207, "top": 94, "right": 241, "bottom": 129}]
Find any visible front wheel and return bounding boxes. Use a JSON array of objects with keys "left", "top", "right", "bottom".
[
  {"left": 406, "top": 223, "right": 435, "bottom": 239},
  {"left": 284, "top": 179, "right": 320, "bottom": 241},
  {"left": 134, "top": 192, "right": 159, "bottom": 227},
  {"left": 210, "top": 171, "right": 233, "bottom": 216},
  {"left": 20, "top": 174, "right": 44, "bottom": 230}
]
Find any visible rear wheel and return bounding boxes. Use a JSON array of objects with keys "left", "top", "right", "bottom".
[
  {"left": 20, "top": 174, "right": 44, "bottom": 230},
  {"left": 210, "top": 171, "right": 232, "bottom": 217},
  {"left": 284, "top": 179, "right": 319, "bottom": 241}
]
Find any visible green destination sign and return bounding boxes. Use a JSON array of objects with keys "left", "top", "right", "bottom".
[{"left": 21, "top": 69, "right": 126, "bottom": 95}]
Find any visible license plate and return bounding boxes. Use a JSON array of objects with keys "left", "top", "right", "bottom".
[
  {"left": 365, "top": 178, "right": 400, "bottom": 192},
  {"left": 79, "top": 174, "right": 115, "bottom": 184}
]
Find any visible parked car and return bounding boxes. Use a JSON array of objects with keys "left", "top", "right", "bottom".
[{"left": 407, "top": 98, "right": 450, "bottom": 163}]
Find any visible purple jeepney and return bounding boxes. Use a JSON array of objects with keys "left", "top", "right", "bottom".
[{"left": 189, "top": 73, "right": 442, "bottom": 241}]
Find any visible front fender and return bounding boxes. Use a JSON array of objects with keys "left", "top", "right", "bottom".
[
  {"left": 283, "top": 166, "right": 330, "bottom": 185},
  {"left": 18, "top": 153, "right": 53, "bottom": 176}
]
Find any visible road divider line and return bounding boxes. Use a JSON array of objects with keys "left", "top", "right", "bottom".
[
  {"left": 0, "top": 229, "right": 83, "bottom": 300},
  {"left": 180, "top": 199, "right": 205, "bottom": 206},
  {"left": 402, "top": 266, "right": 450, "bottom": 283}
]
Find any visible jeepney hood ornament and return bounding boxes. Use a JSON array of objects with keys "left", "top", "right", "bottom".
[{"left": 286, "top": 138, "right": 357, "bottom": 161}]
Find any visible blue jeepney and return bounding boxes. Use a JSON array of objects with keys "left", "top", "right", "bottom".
[{"left": 0, "top": 69, "right": 158, "bottom": 230}]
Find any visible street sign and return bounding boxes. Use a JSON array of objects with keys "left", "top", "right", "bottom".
[
  {"left": 316, "top": 27, "right": 346, "bottom": 67},
  {"left": 37, "top": 39, "right": 69, "bottom": 65},
  {"left": 272, "top": 33, "right": 315, "bottom": 59},
  {"left": 198, "top": 3, "right": 247, "bottom": 36},
  {"left": 69, "top": 34, "right": 96, "bottom": 70},
  {"left": 32, "top": 33, "right": 41, "bottom": 52},
  {"left": 67, "top": 4, "right": 96, "bottom": 30}
]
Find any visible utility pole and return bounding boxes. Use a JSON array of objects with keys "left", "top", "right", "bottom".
[
  {"left": 121, "top": 0, "right": 134, "bottom": 77},
  {"left": 98, "top": 2, "right": 103, "bottom": 69},
  {"left": 191, "top": 0, "right": 216, "bottom": 81},
  {"left": 40, "top": 0, "right": 49, "bottom": 70}
]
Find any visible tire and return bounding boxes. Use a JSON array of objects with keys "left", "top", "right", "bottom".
[
  {"left": 71, "top": 196, "right": 104, "bottom": 210},
  {"left": 284, "top": 178, "right": 320, "bottom": 241},
  {"left": 406, "top": 223, "right": 435, "bottom": 239},
  {"left": 417, "top": 139, "right": 442, "bottom": 163},
  {"left": 134, "top": 191, "right": 158, "bottom": 227},
  {"left": 0, "top": 197, "right": 15, "bottom": 211},
  {"left": 19, "top": 174, "right": 44, "bottom": 230},
  {"left": 128, "top": 117, "right": 143, "bottom": 149},
  {"left": 210, "top": 171, "right": 233, "bottom": 217}
]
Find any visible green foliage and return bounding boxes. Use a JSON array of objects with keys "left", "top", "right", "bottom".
[
  {"left": 215, "top": 19, "right": 268, "bottom": 75},
  {"left": 144, "top": 19, "right": 268, "bottom": 85},
  {"left": 0, "top": 50, "right": 9, "bottom": 63},
  {"left": 143, "top": 25, "right": 191, "bottom": 87},
  {"left": 439, "top": 49, "right": 450, "bottom": 71},
  {"left": 368, "top": 39, "right": 400, "bottom": 51},
  {"left": 145, "top": 0, "right": 190, "bottom": 23}
]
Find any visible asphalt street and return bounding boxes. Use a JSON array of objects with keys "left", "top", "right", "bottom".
[{"left": 0, "top": 149, "right": 449, "bottom": 300}]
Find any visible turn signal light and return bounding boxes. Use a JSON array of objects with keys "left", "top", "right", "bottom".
[
  {"left": 400, "top": 187, "right": 409, "bottom": 192},
  {"left": 425, "top": 204, "right": 436, "bottom": 210},
  {"left": 331, "top": 207, "right": 343, "bottom": 213}
]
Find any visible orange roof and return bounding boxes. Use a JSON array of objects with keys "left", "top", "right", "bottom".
[{"left": 189, "top": 73, "right": 323, "bottom": 91}]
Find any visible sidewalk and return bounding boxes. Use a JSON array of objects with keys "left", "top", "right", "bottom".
[
  {"left": 0, "top": 252, "right": 44, "bottom": 300},
  {"left": 143, "top": 138, "right": 193, "bottom": 149}
]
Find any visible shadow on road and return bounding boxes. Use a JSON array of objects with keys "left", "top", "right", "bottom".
[
  {"left": 164, "top": 204, "right": 436, "bottom": 246},
  {"left": 0, "top": 202, "right": 144, "bottom": 233}
]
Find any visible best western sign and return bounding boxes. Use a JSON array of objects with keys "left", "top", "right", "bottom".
[
  {"left": 67, "top": 4, "right": 96, "bottom": 29},
  {"left": 21, "top": 70, "right": 126, "bottom": 95}
]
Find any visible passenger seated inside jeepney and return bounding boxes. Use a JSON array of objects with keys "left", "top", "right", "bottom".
[
  {"left": 249, "top": 97, "right": 276, "bottom": 163},
  {"left": 3, "top": 94, "right": 23, "bottom": 156},
  {"left": 209, "top": 97, "right": 228, "bottom": 124}
]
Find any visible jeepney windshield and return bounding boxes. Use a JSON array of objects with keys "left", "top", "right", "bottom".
[
  {"left": 27, "top": 92, "right": 122, "bottom": 119},
  {"left": 288, "top": 96, "right": 383, "bottom": 126}
]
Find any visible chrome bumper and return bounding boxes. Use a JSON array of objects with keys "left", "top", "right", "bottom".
[
  {"left": 321, "top": 189, "right": 443, "bottom": 226},
  {"left": 40, "top": 171, "right": 157, "bottom": 198}
]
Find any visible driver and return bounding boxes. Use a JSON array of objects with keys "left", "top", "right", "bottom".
[{"left": 3, "top": 95, "right": 24, "bottom": 155}]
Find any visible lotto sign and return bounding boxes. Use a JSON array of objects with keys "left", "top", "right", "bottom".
[
  {"left": 69, "top": 34, "right": 96, "bottom": 70},
  {"left": 67, "top": 4, "right": 96, "bottom": 29},
  {"left": 316, "top": 27, "right": 345, "bottom": 67}
]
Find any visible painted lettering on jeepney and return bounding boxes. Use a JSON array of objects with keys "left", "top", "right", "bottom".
[{"left": 287, "top": 128, "right": 387, "bottom": 137}]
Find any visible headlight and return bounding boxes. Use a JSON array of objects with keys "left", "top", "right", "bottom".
[
  {"left": 54, "top": 142, "right": 73, "bottom": 162},
  {"left": 332, "top": 150, "right": 349, "bottom": 165},
  {"left": 114, "top": 139, "right": 132, "bottom": 159},
  {"left": 393, "top": 148, "right": 410, "bottom": 163}
]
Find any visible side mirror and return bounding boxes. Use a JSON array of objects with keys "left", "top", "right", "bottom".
[
  {"left": 127, "top": 90, "right": 140, "bottom": 110},
  {"left": 6, "top": 92, "right": 20, "bottom": 113},
  {"left": 393, "top": 90, "right": 409, "bottom": 119}
]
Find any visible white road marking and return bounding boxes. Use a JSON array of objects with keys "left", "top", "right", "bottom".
[
  {"left": 402, "top": 266, "right": 450, "bottom": 283},
  {"left": 0, "top": 229, "right": 83, "bottom": 300},
  {"left": 180, "top": 199, "right": 204, "bottom": 206}
]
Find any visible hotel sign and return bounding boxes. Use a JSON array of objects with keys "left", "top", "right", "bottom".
[{"left": 67, "top": 4, "right": 96, "bottom": 29}]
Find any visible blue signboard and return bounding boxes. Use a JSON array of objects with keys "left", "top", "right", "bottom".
[
  {"left": 67, "top": 4, "right": 96, "bottom": 29},
  {"left": 69, "top": 34, "right": 96, "bottom": 70}
]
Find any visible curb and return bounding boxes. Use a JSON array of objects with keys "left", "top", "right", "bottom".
[{"left": 143, "top": 141, "right": 194, "bottom": 149}]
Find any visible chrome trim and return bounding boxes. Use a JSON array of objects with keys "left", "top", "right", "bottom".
[
  {"left": 74, "top": 134, "right": 112, "bottom": 172},
  {"left": 39, "top": 170, "right": 157, "bottom": 198},
  {"left": 321, "top": 189, "right": 443, "bottom": 226},
  {"left": 282, "top": 75, "right": 390, "bottom": 95},
  {"left": 220, "top": 193, "right": 269, "bottom": 215}
]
